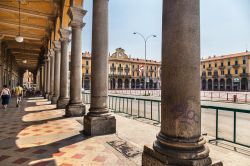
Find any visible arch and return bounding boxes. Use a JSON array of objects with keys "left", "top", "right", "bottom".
[
  {"left": 131, "top": 79, "right": 135, "bottom": 89},
  {"left": 201, "top": 79, "right": 206, "bottom": 90},
  {"left": 226, "top": 78, "right": 232, "bottom": 91},
  {"left": 118, "top": 78, "right": 123, "bottom": 89},
  {"left": 208, "top": 79, "right": 212, "bottom": 90},
  {"left": 62, "top": 0, "right": 71, "bottom": 28},
  {"left": 241, "top": 78, "right": 248, "bottom": 91},
  {"left": 213, "top": 79, "right": 218, "bottom": 91},
  {"left": 220, "top": 79, "right": 225, "bottom": 91},
  {"left": 55, "top": 16, "right": 61, "bottom": 41},
  {"left": 149, "top": 79, "right": 154, "bottom": 89},
  {"left": 136, "top": 79, "right": 140, "bottom": 89},
  {"left": 125, "top": 79, "right": 129, "bottom": 89}
]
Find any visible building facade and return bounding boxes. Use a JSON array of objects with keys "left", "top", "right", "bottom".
[
  {"left": 82, "top": 48, "right": 161, "bottom": 90},
  {"left": 200, "top": 51, "right": 250, "bottom": 91}
]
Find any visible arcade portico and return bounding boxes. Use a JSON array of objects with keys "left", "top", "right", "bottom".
[{"left": 0, "top": 0, "right": 224, "bottom": 165}]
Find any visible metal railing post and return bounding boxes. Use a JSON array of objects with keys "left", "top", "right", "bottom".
[
  {"left": 216, "top": 109, "right": 218, "bottom": 139},
  {"left": 233, "top": 111, "right": 237, "bottom": 143},
  {"left": 151, "top": 101, "right": 153, "bottom": 120}
]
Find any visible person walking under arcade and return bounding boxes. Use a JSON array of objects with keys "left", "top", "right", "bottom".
[{"left": 0, "top": 85, "right": 11, "bottom": 109}]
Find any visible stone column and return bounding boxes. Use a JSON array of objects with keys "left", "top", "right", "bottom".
[
  {"left": 0, "top": 37, "right": 3, "bottom": 89},
  {"left": 84, "top": 0, "right": 116, "bottom": 136},
  {"left": 43, "top": 60, "right": 48, "bottom": 95},
  {"left": 142, "top": 1, "right": 217, "bottom": 165},
  {"left": 49, "top": 49, "right": 55, "bottom": 101},
  {"left": 57, "top": 29, "right": 71, "bottom": 108},
  {"left": 45, "top": 55, "right": 50, "bottom": 99},
  {"left": 66, "top": 7, "right": 86, "bottom": 116},
  {"left": 52, "top": 41, "right": 61, "bottom": 104}
]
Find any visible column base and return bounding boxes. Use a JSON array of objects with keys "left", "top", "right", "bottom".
[
  {"left": 57, "top": 98, "right": 69, "bottom": 109},
  {"left": 51, "top": 96, "right": 59, "bottom": 104},
  {"left": 84, "top": 114, "right": 116, "bottom": 136},
  {"left": 65, "top": 103, "right": 85, "bottom": 117},
  {"left": 45, "top": 93, "right": 49, "bottom": 99},
  {"left": 142, "top": 145, "right": 223, "bottom": 166},
  {"left": 48, "top": 94, "right": 53, "bottom": 101}
]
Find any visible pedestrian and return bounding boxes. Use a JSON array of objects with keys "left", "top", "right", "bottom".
[
  {"left": 0, "top": 85, "right": 11, "bottom": 109},
  {"left": 15, "top": 84, "right": 23, "bottom": 107}
]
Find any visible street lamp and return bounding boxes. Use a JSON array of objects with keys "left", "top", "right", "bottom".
[{"left": 133, "top": 32, "right": 157, "bottom": 95}]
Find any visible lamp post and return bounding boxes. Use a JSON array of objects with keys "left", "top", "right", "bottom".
[{"left": 133, "top": 32, "right": 156, "bottom": 95}]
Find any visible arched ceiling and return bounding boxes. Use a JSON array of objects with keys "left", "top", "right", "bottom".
[{"left": 0, "top": 0, "right": 61, "bottom": 71}]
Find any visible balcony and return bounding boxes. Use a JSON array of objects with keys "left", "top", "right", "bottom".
[
  {"left": 219, "top": 66, "right": 225, "bottom": 70},
  {"left": 206, "top": 67, "right": 212, "bottom": 71},
  {"left": 212, "top": 74, "right": 218, "bottom": 78},
  {"left": 226, "top": 74, "right": 232, "bottom": 78},
  {"left": 118, "top": 67, "right": 123, "bottom": 72},
  {"left": 240, "top": 73, "right": 249, "bottom": 77},
  {"left": 233, "top": 64, "right": 240, "bottom": 68},
  {"left": 110, "top": 66, "right": 116, "bottom": 71},
  {"left": 124, "top": 67, "right": 130, "bottom": 72}
]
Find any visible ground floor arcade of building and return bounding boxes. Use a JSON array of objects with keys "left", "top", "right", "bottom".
[{"left": 201, "top": 77, "right": 250, "bottom": 91}]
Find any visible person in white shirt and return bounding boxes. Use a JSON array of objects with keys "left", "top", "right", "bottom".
[{"left": 0, "top": 85, "right": 11, "bottom": 109}]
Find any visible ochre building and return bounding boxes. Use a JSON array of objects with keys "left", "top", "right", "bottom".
[
  {"left": 82, "top": 48, "right": 161, "bottom": 90},
  {"left": 200, "top": 51, "right": 250, "bottom": 91}
]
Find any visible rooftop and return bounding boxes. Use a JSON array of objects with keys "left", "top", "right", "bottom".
[{"left": 201, "top": 51, "right": 250, "bottom": 62}]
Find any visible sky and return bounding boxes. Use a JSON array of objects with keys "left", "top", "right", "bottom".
[{"left": 82, "top": 0, "right": 250, "bottom": 61}]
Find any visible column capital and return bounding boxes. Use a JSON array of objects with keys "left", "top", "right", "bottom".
[
  {"left": 69, "top": 7, "right": 87, "bottom": 28},
  {"left": 60, "top": 28, "right": 71, "bottom": 42},
  {"left": 49, "top": 49, "right": 55, "bottom": 57},
  {"left": 53, "top": 41, "right": 61, "bottom": 51}
]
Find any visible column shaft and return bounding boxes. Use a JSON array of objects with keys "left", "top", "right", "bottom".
[
  {"left": 49, "top": 50, "right": 55, "bottom": 100},
  {"left": 46, "top": 58, "right": 51, "bottom": 99},
  {"left": 142, "top": 1, "right": 215, "bottom": 165},
  {"left": 84, "top": 0, "right": 116, "bottom": 136},
  {"left": 57, "top": 29, "right": 71, "bottom": 108},
  {"left": 66, "top": 7, "right": 86, "bottom": 117},
  {"left": 52, "top": 41, "right": 61, "bottom": 104}
]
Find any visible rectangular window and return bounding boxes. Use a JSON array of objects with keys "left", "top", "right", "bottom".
[
  {"left": 208, "top": 71, "right": 211, "bottom": 76},
  {"left": 228, "top": 61, "right": 230, "bottom": 66},
  {"left": 228, "top": 69, "right": 231, "bottom": 74},
  {"left": 137, "top": 72, "right": 139, "bottom": 76},
  {"left": 203, "top": 65, "right": 205, "bottom": 69},
  {"left": 235, "top": 69, "right": 238, "bottom": 74},
  {"left": 235, "top": 61, "right": 238, "bottom": 65},
  {"left": 243, "top": 59, "right": 246, "bottom": 64},
  {"left": 132, "top": 65, "right": 134, "bottom": 68},
  {"left": 86, "top": 70, "right": 89, "bottom": 74},
  {"left": 86, "top": 61, "right": 89, "bottom": 65},
  {"left": 221, "top": 62, "right": 223, "bottom": 67},
  {"left": 243, "top": 69, "right": 246, "bottom": 74},
  {"left": 215, "top": 63, "right": 217, "bottom": 67},
  {"left": 155, "top": 73, "right": 156, "bottom": 77},
  {"left": 221, "top": 70, "right": 224, "bottom": 75},
  {"left": 155, "top": 66, "right": 156, "bottom": 70},
  {"left": 209, "top": 64, "right": 211, "bottom": 68}
]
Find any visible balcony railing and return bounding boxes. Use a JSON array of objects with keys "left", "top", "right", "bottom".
[
  {"left": 233, "top": 64, "right": 240, "bottom": 68},
  {"left": 240, "top": 73, "right": 249, "bottom": 77},
  {"left": 226, "top": 74, "right": 232, "bottom": 78}
]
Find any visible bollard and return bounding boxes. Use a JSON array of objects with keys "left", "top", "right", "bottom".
[{"left": 233, "top": 95, "right": 237, "bottom": 103}]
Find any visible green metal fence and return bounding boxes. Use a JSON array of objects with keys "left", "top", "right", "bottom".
[{"left": 83, "top": 92, "right": 250, "bottom": 148}]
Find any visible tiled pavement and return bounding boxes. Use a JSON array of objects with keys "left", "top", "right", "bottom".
[
  {"left": 0, "top": 97, "right": 250, "bottom": 166},
  {"left": 0, "top": 98, "right": 135, "bottom": 166}
]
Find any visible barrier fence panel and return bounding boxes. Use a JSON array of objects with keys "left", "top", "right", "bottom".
[{"left": 83, "top": 92, "right": 250, "bottom": 147}]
